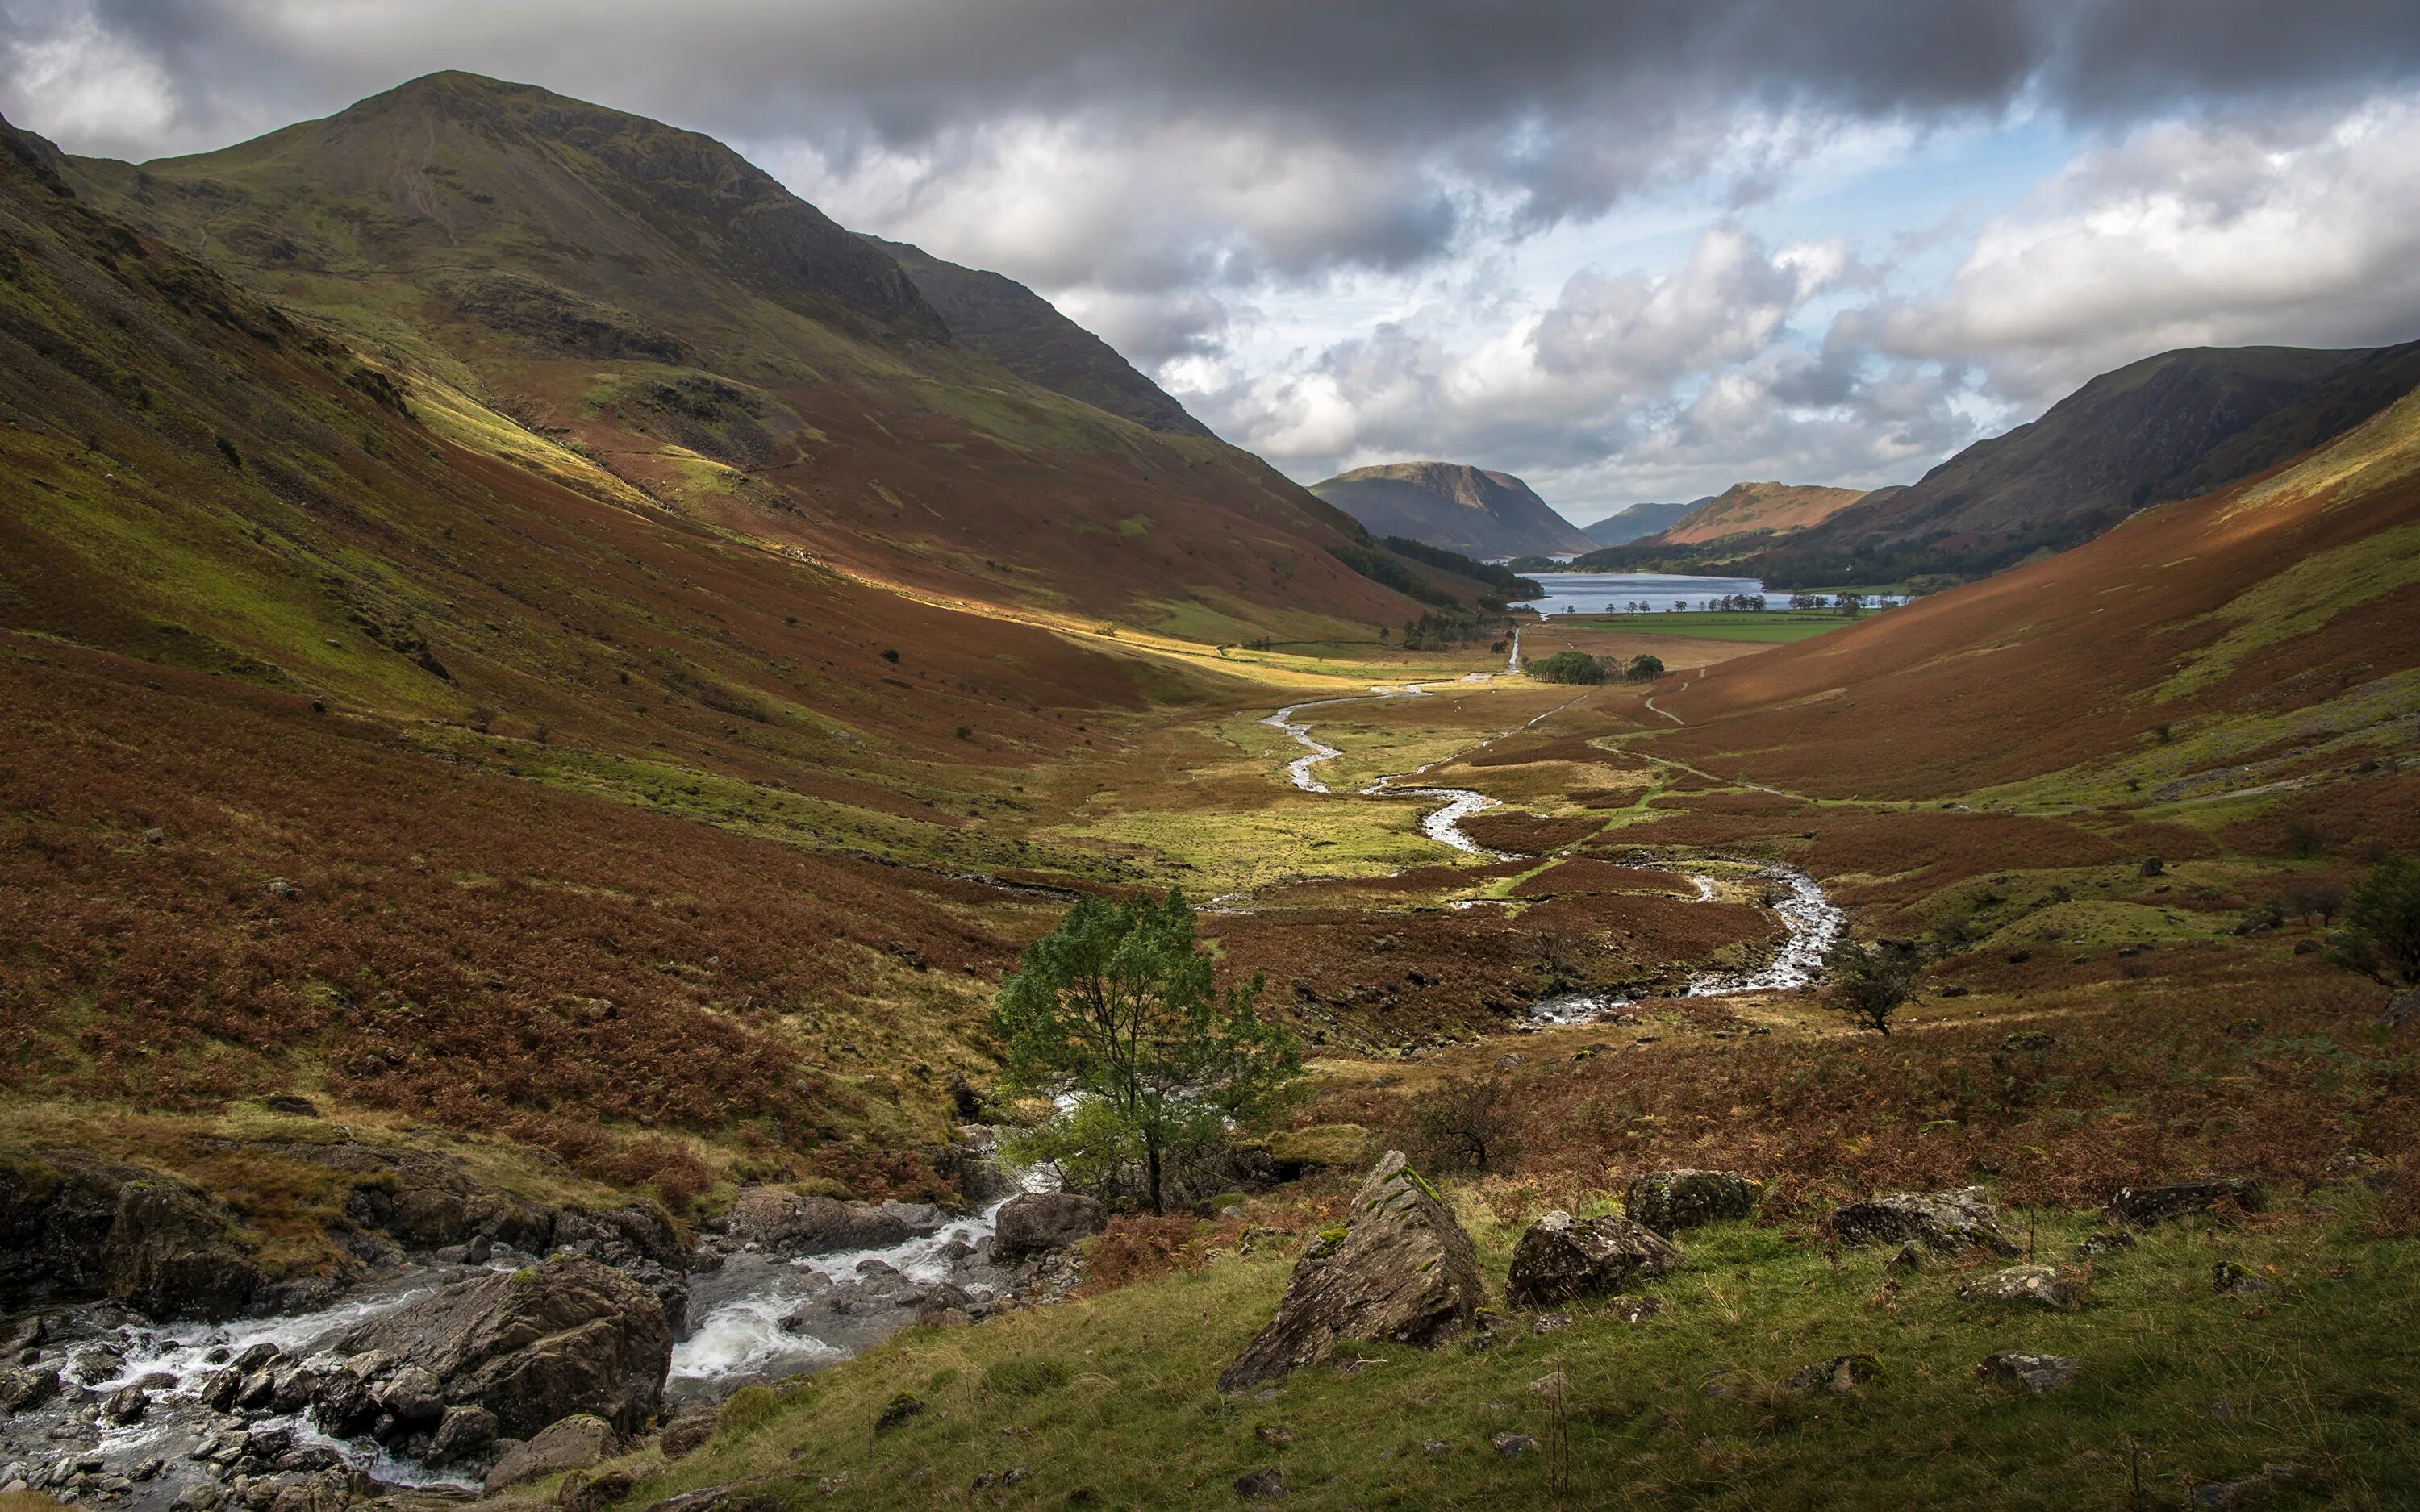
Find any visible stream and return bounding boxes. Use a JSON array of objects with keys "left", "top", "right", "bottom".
[{"left": 1259, "top": 687, "right": 1842, "bottom": 1027}]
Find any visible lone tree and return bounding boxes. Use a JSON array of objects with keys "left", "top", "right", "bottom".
[
  {"left": 2333, "top": 856, "right": 2420, "bottom": 985},
  {"left": 1625, "top": 652, "right": 1666, "bottom": 681},
  {"left": 1825, "top": 936, "right": 1922, "bottom": 1036},
  {"left": 993, "top": 889, "right": 1300, "bottom": 1213}
]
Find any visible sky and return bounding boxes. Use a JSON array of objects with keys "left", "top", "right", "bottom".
[{"left": 6, "top": 2, "right": 2420, "bottom": 525}]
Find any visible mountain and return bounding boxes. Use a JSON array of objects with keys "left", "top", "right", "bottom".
[
  {"left": 1580, "top": 499, "right": 1702, "bottom": 546},
  {"left": 1635, "top": 481, "right": 1868, "bottom": 546},
  {"left": 58, "top": 72, "right": 1409, "bottom": 641},
  {"left": 1754, "top": 340, "right": 2420, "bottom": 581},
  {"left": 1308, "top": 461, "right": 1595, "bottom": 556},
  {"left": 861, "top": 235, "right": 1208, "bottom": 437}
]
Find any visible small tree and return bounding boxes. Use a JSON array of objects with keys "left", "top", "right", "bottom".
[
  {"left": 2333, "top": 856, "right": 2420, "bottom": 985},
  {"left": 1527, "top": 650, "right": 1605, "bottom": 685},
  {"left": 1625, "top": 653, "right": 1665, "bottom": 681},
  {"left": 994, "top": 889, "right": 1300, "bottom": 1213},
  {"left": 1825, "top": 937, "right": 1921, "bottom": 1036},
  {"left": 1405, "top": 1074, "right": 1521, "bottom": 1174}
]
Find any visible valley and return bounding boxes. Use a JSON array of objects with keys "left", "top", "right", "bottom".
[{"left": 3, "top": 56, "right": 2418, "bottom": 1512}]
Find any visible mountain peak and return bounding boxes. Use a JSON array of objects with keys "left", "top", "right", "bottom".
[{"left": 1310, "top": 460, "right": 1594, "bottom": 556}]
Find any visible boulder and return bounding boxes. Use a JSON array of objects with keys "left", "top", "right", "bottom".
[
  {"left": 1959, "top": 1264, "right": 2080, "bottom": 1309},
  {"left": 722, "top": 1189, "right": 928, "bottom": 1255},
  {"left": 425, "top": 1405, "right": 499, "bottom": 1468},
  {"left": 0, "top": 1366, "right": 60, "bottom": 1413},
  {"left": 1233, "top": 1466, "right": 1286, "bottom": 1501},
  {"left": 657, "top": 1413, "right": 716, "bottom": 1461},
  {"left": 2383, "top": 989, "right": 2418, "bottom": 1027},
  {"left": 482, "top": 1414, "right": 615, "bottom": 1494},
  {"left": 314, "top": 1254, "right": 670, "bottom": 1439},
  {"left": 1831, "top": 1188, "right": 2017, "bottom": 1256},
  {"left": 2104, "top": 1181, "right": 2265, "bottom": 1228},
  {"left": 374, "top": 1364, "right": 445, "bottom": 1425},
  {"left": 1624, "top": 1170, "right": 1754, "bottom": 1235},
  {"left": 1218, "top": 1152, "right": 1483, "bottom": 1393},
  {"left": 1504, "top": 1211, "right": 1679, "bottom": 1308},
  {"left": 1977, "top": 1352, "right": 2079, "bottom": 1394},
  {"left": 992, "top": 1193, "right": 1108, "bottom": 1261}
]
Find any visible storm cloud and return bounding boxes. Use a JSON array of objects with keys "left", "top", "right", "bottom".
[{"left": 8, "top": 0, "right": 2418, "bottom": 516}]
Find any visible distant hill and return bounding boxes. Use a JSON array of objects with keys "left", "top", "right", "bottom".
[
  {"left": 1755, "top": 341, "right": 2420, "bottom": 581},
  {"left": 862, "top": 235, "right": 1208, "bottom": 436},
  {"left": 1309, "top": 462, "right": 1595, "bottom": 556},
  {"left": 1581, "top": 501, "right": 1701, "bottom": 546},
  {"left": 1638, "top": 481, "right": 1868, "bottom": 546}
]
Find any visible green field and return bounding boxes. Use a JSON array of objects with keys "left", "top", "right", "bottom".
[{"left": 1534, "top": 610, "right": 1873, "bottom": 642}]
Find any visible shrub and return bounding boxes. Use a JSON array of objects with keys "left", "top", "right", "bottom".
[
  {"left": 2335, "top": 856, "right": 2420, "bottom": 984},
  {"left": 1527, "top": 651, "right": 1605, "bottom": 685},
  {"left": 1403, "top": 1074, "right": 1521, "bottom": 1173}
]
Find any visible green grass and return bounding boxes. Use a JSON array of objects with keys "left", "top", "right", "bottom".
[
  {"left": 607, "top": 1186, "right": 2420, "bottom": 1510},
  {"left": 1536, "top": 611, "right": 1868, "bottom": 643}
]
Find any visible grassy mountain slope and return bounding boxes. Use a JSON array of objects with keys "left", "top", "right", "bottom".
[
  {"left": 1636, "top": 480, "right": 1868, "bottom": 546},
  {"left": 59, "top": 72, "right": 1407, "bottom": 641},
  {"left": 862, "top": 234, "right": 1209, "bottom": 437},
  {"left": 1759, "top": 341, "right": 2420, "bottom": 581},
  {"left": 1310, "top": 461, "right": 1595, "bottom": 557},
  {"left": 1653, "top": 383, "right": 2420, "bottom": 802}
]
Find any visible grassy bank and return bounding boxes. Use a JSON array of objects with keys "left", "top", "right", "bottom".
[{"left": 598, "top": 1184, "right": 2419, "bottom": 1510}]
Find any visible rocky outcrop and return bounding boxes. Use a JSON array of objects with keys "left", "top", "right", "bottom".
[
  {"left": 721, "top": 1187, "right": 945, "bottom": 1255},
  {"left": 312, "top": 1254, "right": 671, "bottom": 1441},
  {"left": 0, "top": 1152, "right": 269, "bottom": 1322},
  {"left": 1832, "top": 1188, "right": 2017, "bottom": 1256},
  {"left": 1219, "top": 1152, "right": 1483, "bottom": 1393},
  {"left": 2104, "top": 1180, "right": 2265, "bottom": 1227},
  {"left": 1504, "top": 1211, "right": 1678, "bottom": 1309},
  {"left": 1625, "top": 1170, "right": 1754, "bottom": 1234},
  {"left": 992, "top": 1193, "right": 1107, "bottom": 1260}
]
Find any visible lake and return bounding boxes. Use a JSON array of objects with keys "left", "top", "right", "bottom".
[{"left": 1513, "top": 571, "right": 1767, "bottom": 616}]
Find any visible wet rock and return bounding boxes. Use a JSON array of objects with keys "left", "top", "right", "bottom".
[
  {"left": 373, "top": 1364, "right": 444, "bottom": 1426},
  {"left": 263, "top": 1469, "right": 349, "bottom": 1512},
  {"left": 1977, "top": 1352, "right": 2079, "bottom": 1394},
  {"left": 992, "top": 1193, "right": 1108, "bottom": 1261},
  {"left": 0, "top": 1367, "right": 60, "bottom": 1413},
  {"left": 425, "top": 1405, "right": 498, "bottom": 1468},
  {"left": 483, "top": 1414, "right": 616, "bottom": 1494},
  {"left": 1233, "top": 1465, "right": 1286, "bottom": 1500},
  {"left": 1831, "top": 1188, "right": 2017, "bottom": 1256},
  {"left": 2105, "top": 1181, "right": 2265, "bottom": 1228},
  {"left": 101, "top": 1385, "right": 148, "bottom": 1424},
  {"left": 1786, "top": 1354, "right": 1881, "bottom": 1393},
  {"left": 1505, "top": 1210, "right": 1679, "bottom": 1308},
  {"left": 1959, "top": 1264, "right": 2080, "bottom": 1309},
  {"left": 1219, "top": 1152, "right": 1483, "bottom": 1393},
  {"left": 315, "top": 1253, "right": 670, "bottom": 1439},
  {"left": 1624, "top": 1169, "right": 1754, "bottom": 1234},
  {"left": 721, "top": 1189, "right": 933, "bottom": 1255}
]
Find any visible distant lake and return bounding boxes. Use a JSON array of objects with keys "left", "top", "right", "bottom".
[{"left": 1514, "top": 572, "right": 1767, "bottom": 616}]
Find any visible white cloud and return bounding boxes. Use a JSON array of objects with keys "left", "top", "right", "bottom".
[{"left": 1870, "top": 98, "right": 2420, "bottom": 404}]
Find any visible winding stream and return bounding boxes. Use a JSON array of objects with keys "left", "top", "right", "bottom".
[{"left": 1261, "top": 690, "right": 1842, "bottom": 1026}]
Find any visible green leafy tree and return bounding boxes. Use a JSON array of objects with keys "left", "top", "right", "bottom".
[
  {"left": 993, "top": 889, "right": 1301, "bottom": 1213},
  {"left": 2333, "top": 856, "right": 2420, "bottom": 985},
  {"left": 1527, "top": 650, "right": 1606, "bottom": 685},
  {"left": 1825, "top": 937, "right": 1921, "bottom": 1036},
  {"left": 1625, "top": 653, "right": 1666, "bottom": 681}
]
